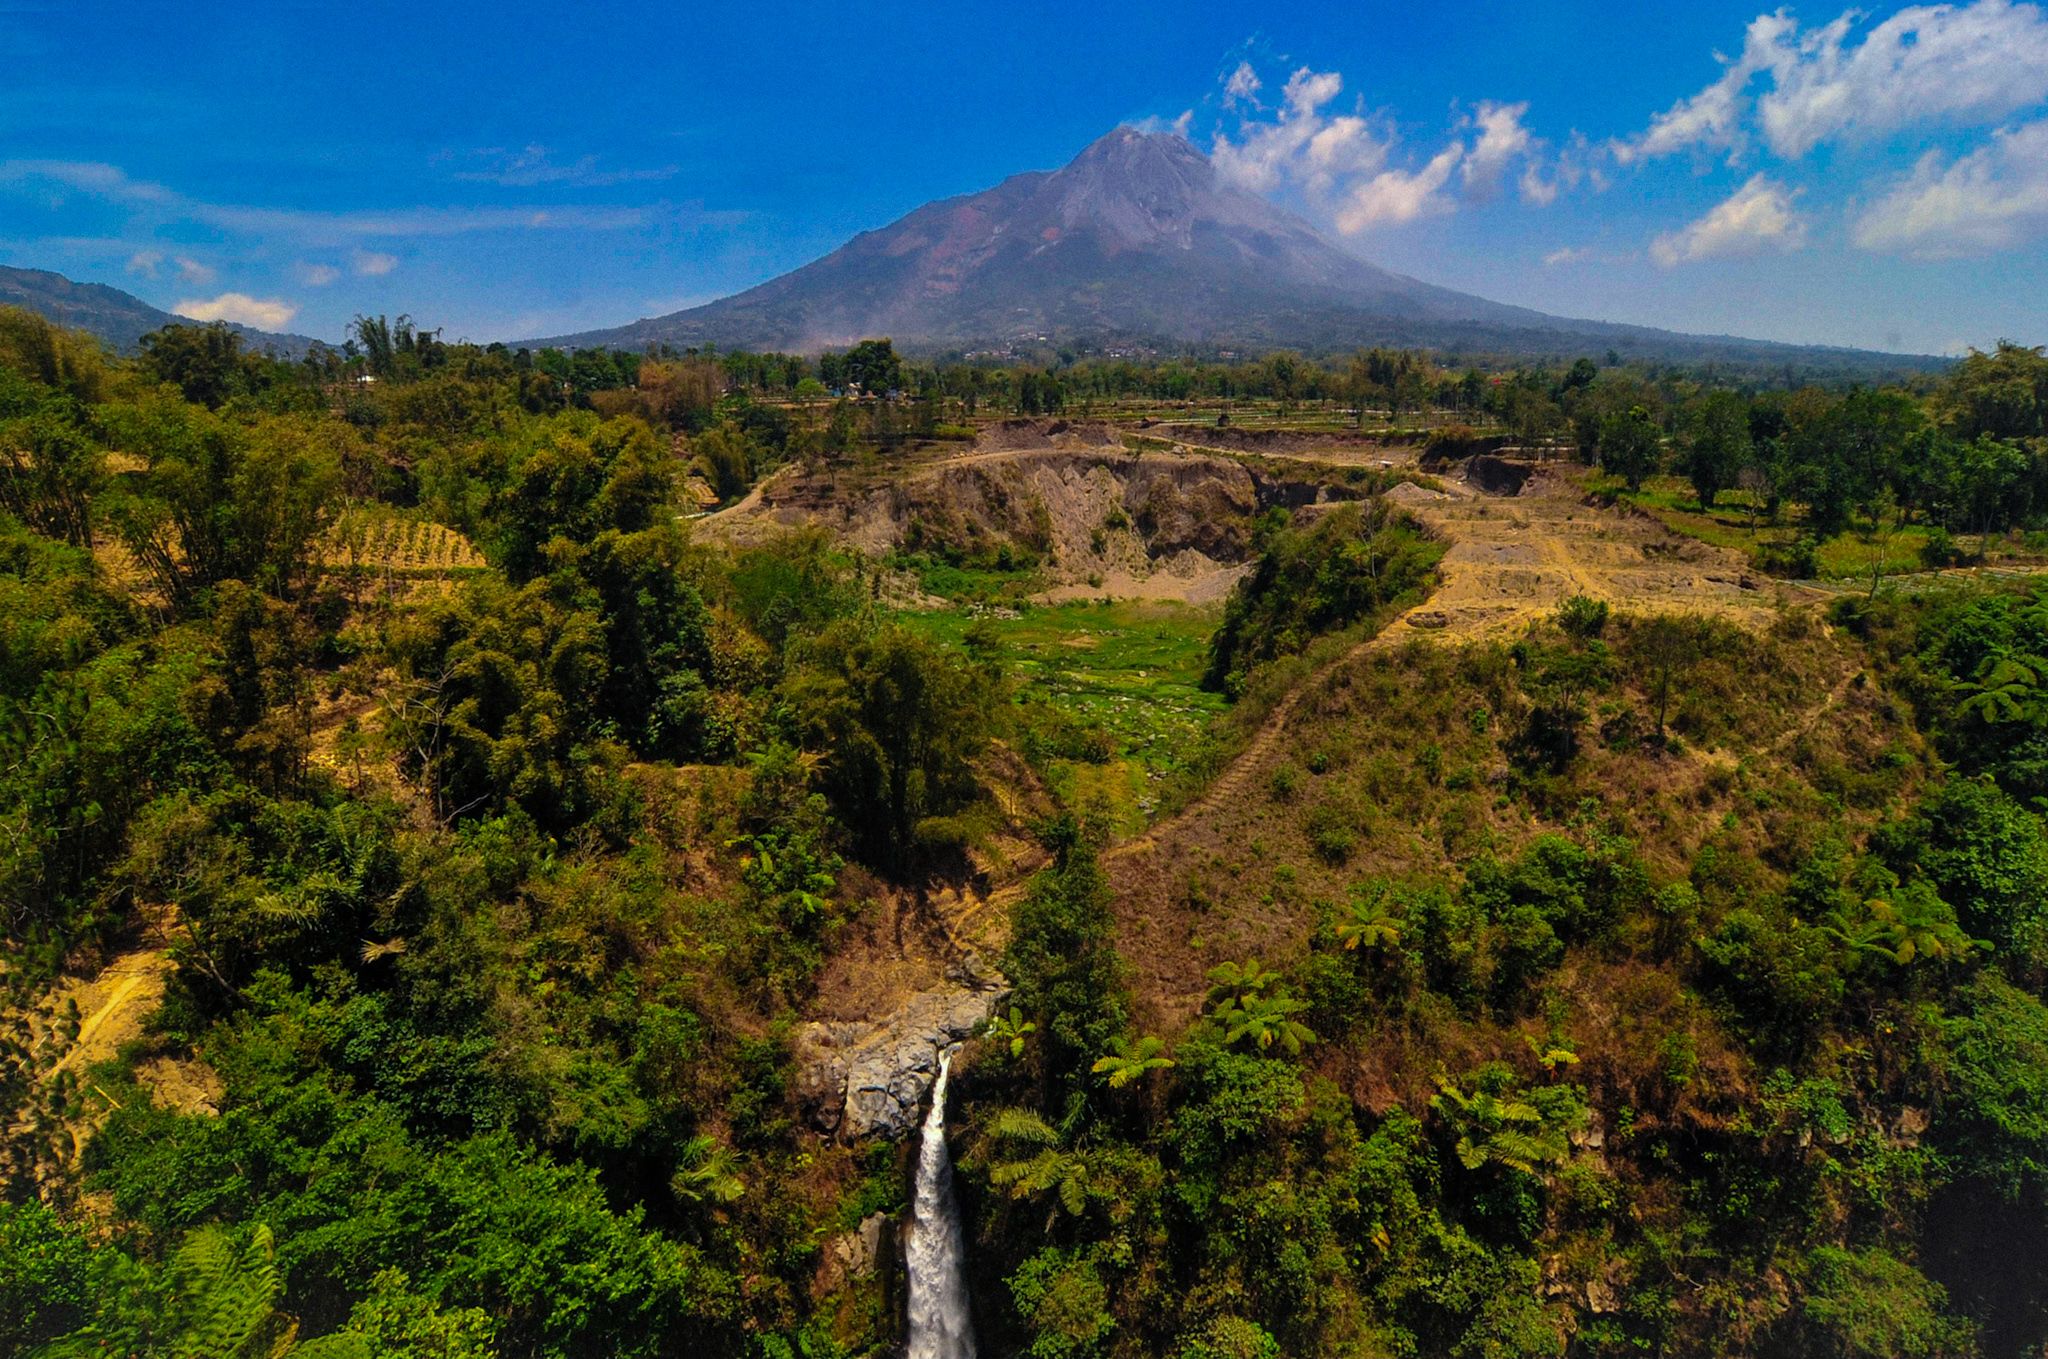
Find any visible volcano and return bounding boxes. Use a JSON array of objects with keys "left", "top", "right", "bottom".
[{"left": 525, "top": 127, "right": 1929, "bottom": 368}]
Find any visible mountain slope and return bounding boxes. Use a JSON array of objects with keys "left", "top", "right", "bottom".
[
  {"left": 0, "top": 265, "right": 319, "bottom": 357},
  {"left": 528, "top": 128, "right": 1933, "bottom": 369}
]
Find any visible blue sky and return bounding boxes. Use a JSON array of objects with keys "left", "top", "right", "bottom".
[{"left": 2, "top": 0, "right": 2043, "bottom": 354}]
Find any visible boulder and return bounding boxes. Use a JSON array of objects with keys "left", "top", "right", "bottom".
[{"left": 794, "top": 982, "right": 1008, "bottom": 1140}]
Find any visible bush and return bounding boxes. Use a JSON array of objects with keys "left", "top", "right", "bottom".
[{"left": 1800, "top": 1247, "right": 1976, "bottom": 1359}]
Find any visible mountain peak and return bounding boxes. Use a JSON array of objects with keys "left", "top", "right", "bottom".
[
  {"left": 1046, "top": 126, "right": 1218, "bottom": 250},
  {"left": 1069, "top": 124, "right": 1203, "bottom": 164}
]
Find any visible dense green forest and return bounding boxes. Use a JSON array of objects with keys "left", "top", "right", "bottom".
[{"left": 4, "top": 306, "right": 2048, "bottom": 1359}]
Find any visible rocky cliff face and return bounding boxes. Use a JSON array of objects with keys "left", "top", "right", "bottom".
[{"left": 794, "top": 983, "right": 1008, "bottom": 1140}]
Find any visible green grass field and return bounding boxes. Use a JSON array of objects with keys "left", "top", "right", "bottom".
[{"left": 897, "top": 599, "right": 1227, "bottom": 831}]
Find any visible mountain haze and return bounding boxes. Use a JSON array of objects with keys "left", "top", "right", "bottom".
[
  {"left": 0, "top": 265, "right": 319, "bottom": 357},
  {"left": 530, "top": 128, "right": 1930, "bottom": 368}
]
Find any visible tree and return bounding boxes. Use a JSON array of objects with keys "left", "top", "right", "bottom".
[
  {"left": 1334, "top": 882, "right": 1405, "bottom": 952},
  {"left": 1004, "top": 840, "right": 1130, "bottom": 1102},
  {"left": 841, "top": 338, "right": 902, "bottom": 395},
  {"left": 1630, "top": 613, "right": 1713, "bottom": 740},
  {"left": 986, "top": 1006, "right": 1039, "bottom": 1060},
  {"left": 139, "top": 323, "right": 272, "bottom": 409},
  {"left": 102, "top": 403, "right": 340, "bottom": 605},
  {"left": 1090, "top": 1034, "right": 1174, "bottom": 1089},
  {"left": 1942, "top": 340, "right": 2048, "bottom": 442},
  {"left": 1819, "top": 882, "right": 1980, "bottom": 970},
  {"left": 670, "top": 1134, "right": 747, "bottom": 1207},
  {"left": 1203, "top": 958, "right": 1281, "bottom": 1010},
  {"left": 784, "top": 620, "right": 996, "bottom": 867},
  {"left": 1679, "top": 390, "right": 1752, "bottom": 508},
  {"left": 1597, "top": 403, "right": 1662, "bottom": 491},
  {"left": 0, "top": 400, "right": 102, "bottom": 547},
  {"left": 33, "top": 1223, "right": 368, "bottom": 1359},
  {"left": 0, "top": 307, "right": 107, "bottom": 405},
  {"left": 1431, "top": 1065, "right": 1579, "bottom": 1175},
  {"left": 978, "top": 1109, "right": 1135, "bottom": 1227},
  {"left": 1213, "top": 991, "right": 1316, "bottom": 1055}
]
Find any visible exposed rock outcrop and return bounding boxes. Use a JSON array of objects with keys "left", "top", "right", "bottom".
[
  {"left": 815, "top": 1211, "right": 891, "bottom": 1297},
  {"left": 794, "top": 982, "right": 1008, "bottom": 1140}
]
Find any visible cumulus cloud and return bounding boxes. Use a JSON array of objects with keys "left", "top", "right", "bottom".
[
  {"left": 352, "top": 250, "right": 398, "bottom": 276},
  {"left": 125, "top": 249, "right": 163, "bottom": 277},
  {"left": 1853, "top": 117, "right": 2048, "bottom": 253},
  {"left": 174, "top": 256, "right": 215, "bottom": 285},
  {"left": 1210, "top": 61, "right": 1571, "bottom": 231},
  {"left": 173, "top": 292, "right": 299, "bottom": 329},
  {"left": 295, "top": 262, "right": 341, "bottom": 286},
  {"left": 1543, "top": 245, "right": 1595, "bottom": 266},
  {"left": 1651, "top": 174, "right": 1809, "bottom": 265},
  {"left": 1461, "top": 101, "right": 1532, "bottom": 197},
  {"left": 1336, "top": 144, "right": 1465, "bottom": 232},
  {"left": 1616, "top": 0, "right": 2048, "bottom": 163},
  {"left": 1211, "top": 66, "right": 1388, "bottom": 195}
]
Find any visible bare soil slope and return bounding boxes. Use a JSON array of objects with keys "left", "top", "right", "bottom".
[{"left": 701, "top": 428, "right": 1361, "bottom": 603}]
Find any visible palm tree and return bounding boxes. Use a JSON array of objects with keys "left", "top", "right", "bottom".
[
  {"left": 1822, "top": 888, "right": 1980, "bottom": 968},
  {"left": 1957, "top": 652, "right": 2047, "bottom": 726},
  {"left": 984, "top": 1006, "right": 1037, "bottom": 1060},
  {"left": 1334, "top": 884, "right": 1404, "bottom": 952},
  {"left": 1431, "top": 1075, "right": 1571, "bottom": 1175},
  {"left": 671, "top": 1134, "right": 746, "bottom": 1207},
  {"left": 1522, "top": 1032, "right": 1582, "bottom": 1074},
  {"left": 979, "top": 1108, "right": 1118, "bottom": 1225},
  {"left": 35, "top": 1224, "right": 366, "bottom": 1359},
  {"left": 1216, "top": 992, "right": 1317, "bottom": 1056},
  {"left": 1090, "top": 1034, "right": 1175, "bottom": 1089},
  {"left": 1204, "top": 958, "right": 1280, "bottom": 1010}
]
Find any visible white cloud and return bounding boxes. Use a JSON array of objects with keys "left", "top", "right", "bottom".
[
  {"left": 1616, "top": 0, "right": 2048, "bottom": 163},
  {"left": 295, "top": 262, "right": 342, "bottom": 286},
  {"left": 1853, "top": 117, "right": 2048, "bottom": 253},
  {"left": 1301, "top": 115, "right": 1389, "bottom": 191},
  {"left": 1614, "top": 12, "right": 1795, "bottom": 164},
  {"left": 1210, "top": 61, "right": 1562, "bottom": 229},
  {"left": 1760, "top": 0, "right": 2048, "bottom": 156},
  {"left": 1223, "top": 60, "right": 1261, "bottom": 108},
  {"left": 352, "top": 250, "right": 398, "bottom": 276},
  {"left": 0, "top": 158, "right": 676, "bottom": 245},
  {"left": 124, "top": 248, "right": 210, "bottom": 285},
  {"left": 1461, "top": 101, "right": 1532, "bottom": 197},
  {"left": 1543, "top": 245, "right": 1595, "bottom": 266},
  {"left": 1211, "top": 66, "right": 1382, "bottom": 194},
  {"left": 1651, "top": 174, "right": 1809, "bottom": 265},
  {"left": 1336, "top": 144, "right": 1465, "bottom": 232},
  {"left": 173, "top": 292, "right": 299, "bottom": 329},
  {"left": 450, "top": 144, "right": 679, "bottom": 188},
  {"left": 1520, "top": 164, "right": 1560, "bottom": 206}
]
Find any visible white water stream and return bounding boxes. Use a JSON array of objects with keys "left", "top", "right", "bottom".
[{"left": 904, "top": 1047, "right": 976, "bottom": 1359}]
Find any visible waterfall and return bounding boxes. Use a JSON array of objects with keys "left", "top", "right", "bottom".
[{"left": 905, "top": 1046, "right": 976, "bottom": 1359}]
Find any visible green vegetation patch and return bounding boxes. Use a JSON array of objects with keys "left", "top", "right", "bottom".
[{"left": 896, "top": 600, "right": 1226, "bottom": 828}]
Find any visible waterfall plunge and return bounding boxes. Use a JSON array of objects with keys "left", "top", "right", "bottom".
[{"left": 905, "top": 1047, "right": 976, "bottom": 1359}]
